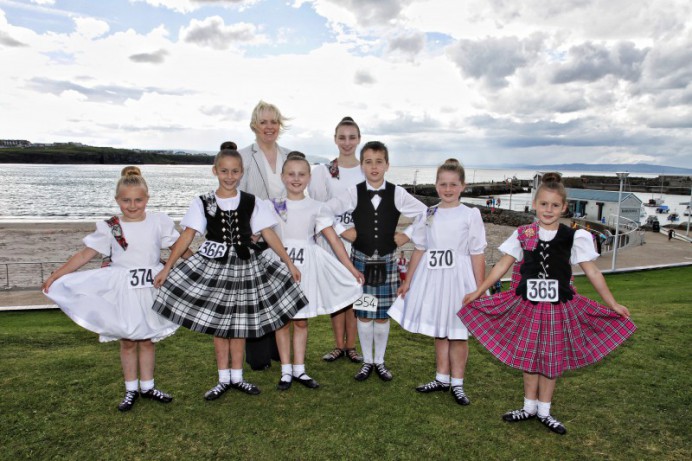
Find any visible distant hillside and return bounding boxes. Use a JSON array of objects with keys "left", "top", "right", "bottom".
[
  {"left": 0, "top": 145, "right": 214, "bottom": 165},
  {"left": 0, "top": 144, "right": 331, "bottom": 166},
  {"left": 502, "top": 163, "right": 692, "bottom": 175}
]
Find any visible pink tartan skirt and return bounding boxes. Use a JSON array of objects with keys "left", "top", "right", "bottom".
[{"left": 457, "top": 292, "right": 636, "bottom": 378}]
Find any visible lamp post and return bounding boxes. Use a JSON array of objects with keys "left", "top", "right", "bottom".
[
  {"left": 686, "top": 186, "right": 691, "bottom": 236},
  {"left": 611, "top": 172, "right": 629, "bottom": 271}
]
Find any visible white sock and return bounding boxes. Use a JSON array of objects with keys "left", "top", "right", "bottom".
[
  {"left": 125, "top": 379, "right": 139, "bottom": 392},
  {"left": 451, "top": 378, "right": 464, "bottom": 387},
  {"left": 537, "top": 400, "right": 551, "bottom": 418},
  {"left": 436, "top": 373, "right": 451, "bottom": 384},
  {"left": 357, "top": 320, "right": 375, "bottom": 364},
  {"left": 230, "top": 368, "right": 243, "bottom": 384},
  {"left": 218, "top": 369, "right": 231, "bottom": 384},
  {"left": 292, "top": 363, "right": 306, "bottom": 378},
  {"left": 140, "top": 379, "right": 154, "bottom": 392},
  {"left": 281, "top": 363, "right": 293, "bottom": 382},
  {"left": 373, "top": 320, "right": 390, "bottom": 364},
  {"left": 523, "top": 397, "right": 538, "bottom": 415}
]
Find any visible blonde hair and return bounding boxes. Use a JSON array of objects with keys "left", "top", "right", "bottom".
[
  {"left": 281, "top": 151, "right": 311, "bottom": 174},
  {"left": 436, "top": 158, "right": 465, "bottom": 183},
  {"left": 116, "top": 166, "right": 148, "bottom": 196},
  {"left": 250, "top": 100, "right": 289, "bottom": 135},
  {"left": 536, "top": 172, "right": 566, "bottom": 203}
]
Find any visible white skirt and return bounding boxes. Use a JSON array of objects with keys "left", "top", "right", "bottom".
[
  {"left": 388, "top": 252, "right": 477, "bottom": 340},
  {"left": 270, "top": 239, "right": 362, "bottom": 319},
  {"left": 44, "top": 264, "right": 179, "bottom": 343}
]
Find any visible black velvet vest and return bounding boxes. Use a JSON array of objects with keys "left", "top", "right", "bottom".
[
  {"left": 516, "top": 224, "right": 576, "bottom": 303},
  {"left": 352, "top": 181, "right": 400, "bottom": 257},
  {"left": 200, "top": 191, "right": 255, "bottom": 260}
]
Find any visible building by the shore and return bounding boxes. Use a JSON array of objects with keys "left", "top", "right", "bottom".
[{"left": 565, "top": 188, "right": 642, "bottom": 224}]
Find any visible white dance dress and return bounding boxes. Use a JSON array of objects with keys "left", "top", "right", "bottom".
[
  {"left": 44, "top": 213, "right": 181, "bottom": 343},
  {"left": 267, "top": 197, "right": 363, "bottom": 319},
  {"left": 389, "top": 204, "right": 486, "bottom": 339}
]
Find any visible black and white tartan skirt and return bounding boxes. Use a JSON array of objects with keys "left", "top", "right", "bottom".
[
  {"left": 152, "top": 249, "right": 308, "bottom": 338},
  {"left": 352, "top": 249, "right": 399, "bottom": 320}
]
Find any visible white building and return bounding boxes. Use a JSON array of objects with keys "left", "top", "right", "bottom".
[
  {"left": 531, "top": 173, "right": 642, "bottom": 224},
  {"left": 565, "top": 188, "right": 642, "bottom": 224}
]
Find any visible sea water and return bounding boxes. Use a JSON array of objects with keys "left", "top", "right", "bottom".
[{"left": 0, "top": 164, "right": 689, "bottom": 222}]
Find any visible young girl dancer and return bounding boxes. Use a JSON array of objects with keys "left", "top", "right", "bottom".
[
  {"left": 459, "top": 173, "right": 636, "bottom": 435},
  {"left": 389, "top": 159, "right": 486, "bottom": 405},
  {"left": 327, "top": 141, "right": 427, "bottom": 382},
  {"left": 308, "top": 116, "right": 366, "bottom": 363},
  {"left": 152, "top": 144, "right": 308, "bottom": 400},
  {"left": 42, "top": 166, "right": 179, "bottom": 412},
  {"left": 270, "top": 152, "right": 364, "bottom": 390}
]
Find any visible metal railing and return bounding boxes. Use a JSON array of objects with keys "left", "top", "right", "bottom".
[{"left": 1, "top": 260, "right": 103, "bottom": 289}]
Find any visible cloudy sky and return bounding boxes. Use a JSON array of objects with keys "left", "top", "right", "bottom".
[{"left": 1, "top": 0, "right": 691, "bottom": 168}]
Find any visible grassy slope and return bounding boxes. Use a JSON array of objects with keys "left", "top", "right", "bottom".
[{"left": 1, "top": 267, "right": 690, "bottom": 460}]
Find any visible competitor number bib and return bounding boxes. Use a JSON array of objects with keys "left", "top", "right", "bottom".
[
  {"left": 336, "top": 212, "right": 353, "bottom": 225},
  {"left": 427, "top": 249, "right": 455, "bottom": 269},
  {"left": 526, "top": 279, "right": 558, "bottom": 302},
  {"left": 354, "top": 293, "right": 378, "bottom": 312},
  {"left": 284, "top": 244, "right": 306, "bottom": 266},
  {"left": 198, "top": 240, "right": 228, "bottom": 259},
  {"left": 128, "top": 268, "right": 155, "bottom": 289}
]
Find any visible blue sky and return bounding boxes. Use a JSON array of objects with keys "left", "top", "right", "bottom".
[{"left": 1, "top": 0, "right": 691, "bottom": 168}]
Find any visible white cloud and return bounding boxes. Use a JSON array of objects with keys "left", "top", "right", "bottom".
[
  {"left": 130, "top": 0, "right": 256, "bottom": 14},
  {"left": 180, "top": 16, "right": 267, "bottom": 49},
  {"left": 73, "top": 16, "right": 110, "bottom": 39}
]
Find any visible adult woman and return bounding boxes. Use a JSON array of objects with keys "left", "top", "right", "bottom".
[
  {"left": 308, "top": 116, "right": 365, "bottom": 363},
  {"left": 238, "top": 100, "right": 292, "bottom": 370},
  {"left": 239, "top": 100, "right": 291, "bottom": 200}
]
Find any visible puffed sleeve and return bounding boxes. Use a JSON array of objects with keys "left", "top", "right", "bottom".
[
  {"left": 571, "top": 229, "right": 599, "bottom": 264},
  {"left": 326, "top": 187, "right": 356, "bottom": 218},
  {"left": 467, "top": 207, "right": 487, "bottom": 255},
  {"left": 308, "top": 165, "right": 331, "bottom": 202},
  {"left": 409, "top": 214, "right": 428, "bottom": 251},
  {"left": 394, "top": 186, "right": 427, "bottom": 238},
  {"left": 180, "top": 197, "right": 207, "bottom": 235},
  {"left": 82, "top": 220, "right": 112, "bottom": 256},
  {"left": 250, "top": 199, "right": 279, "bottom": 233},
  {"left": 498, "top": 230, "right": 523, "bottom": 261},
  {"left": 315, "top": 203, "right": 335, "bottom": 234},
  {"left": 158, "top": 213, "right": 180, "bottom": 248}
]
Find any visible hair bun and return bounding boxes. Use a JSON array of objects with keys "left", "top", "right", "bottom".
[
  {"left": 220, "top": 141, "right": 237, "bottom": 150},
  {"left": 341, "top": 116, "right": 354, "bottom": 122},
  {"left": 286, "top": 151, "right": 306, "bottom": 161},
  {"left": 120, "top": 166, "right": 142, "bottom": 177},
  {"left": 443, "top": 158, "right": 461, "bottom": 167},
  {"left": 542, "top": 172, "right": 562, "bottom": 184}
]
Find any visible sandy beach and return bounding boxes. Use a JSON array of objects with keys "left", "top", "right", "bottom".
[{"left": 1, "top": 218, "right": 690, "bottom": 307}]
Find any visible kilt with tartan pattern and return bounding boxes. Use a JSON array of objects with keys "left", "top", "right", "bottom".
[
  {"left": 153, "top": 249, "right": 307, "bottom": 338},
  {"left": 352, "top": 249, "right": 399, "bottom": 320},
  {"left": 457, "top": 263, "right": 636, "bottom": 379}
]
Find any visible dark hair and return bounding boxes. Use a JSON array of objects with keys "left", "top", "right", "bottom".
[
  {"left": 219, "top": 141, "right": 237, "bottom": 150},
  {"left": 536, "top": 172, "right": 566, "bottom": 203},
  {"left": 214, "top": 141, "right": 243, "bottom": 170},
  {"left": 334, "top": 116, "right": 361, "bottom": 138},
  {"left": 436, "top": 158, "right": 465, "bottom": 183},
  {"left": 360, "top": 140, "right": 389, "bottom": 164},
  {"left": 282, "top": 150, "right": 311, "bottom": 173},
  {"left": 116, "top": 165, "right": 148, "bottom": 195}
]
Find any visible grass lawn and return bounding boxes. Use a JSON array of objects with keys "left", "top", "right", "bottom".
[{"left": 1, "top": 267, "right": 690, "bottom": 460}]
